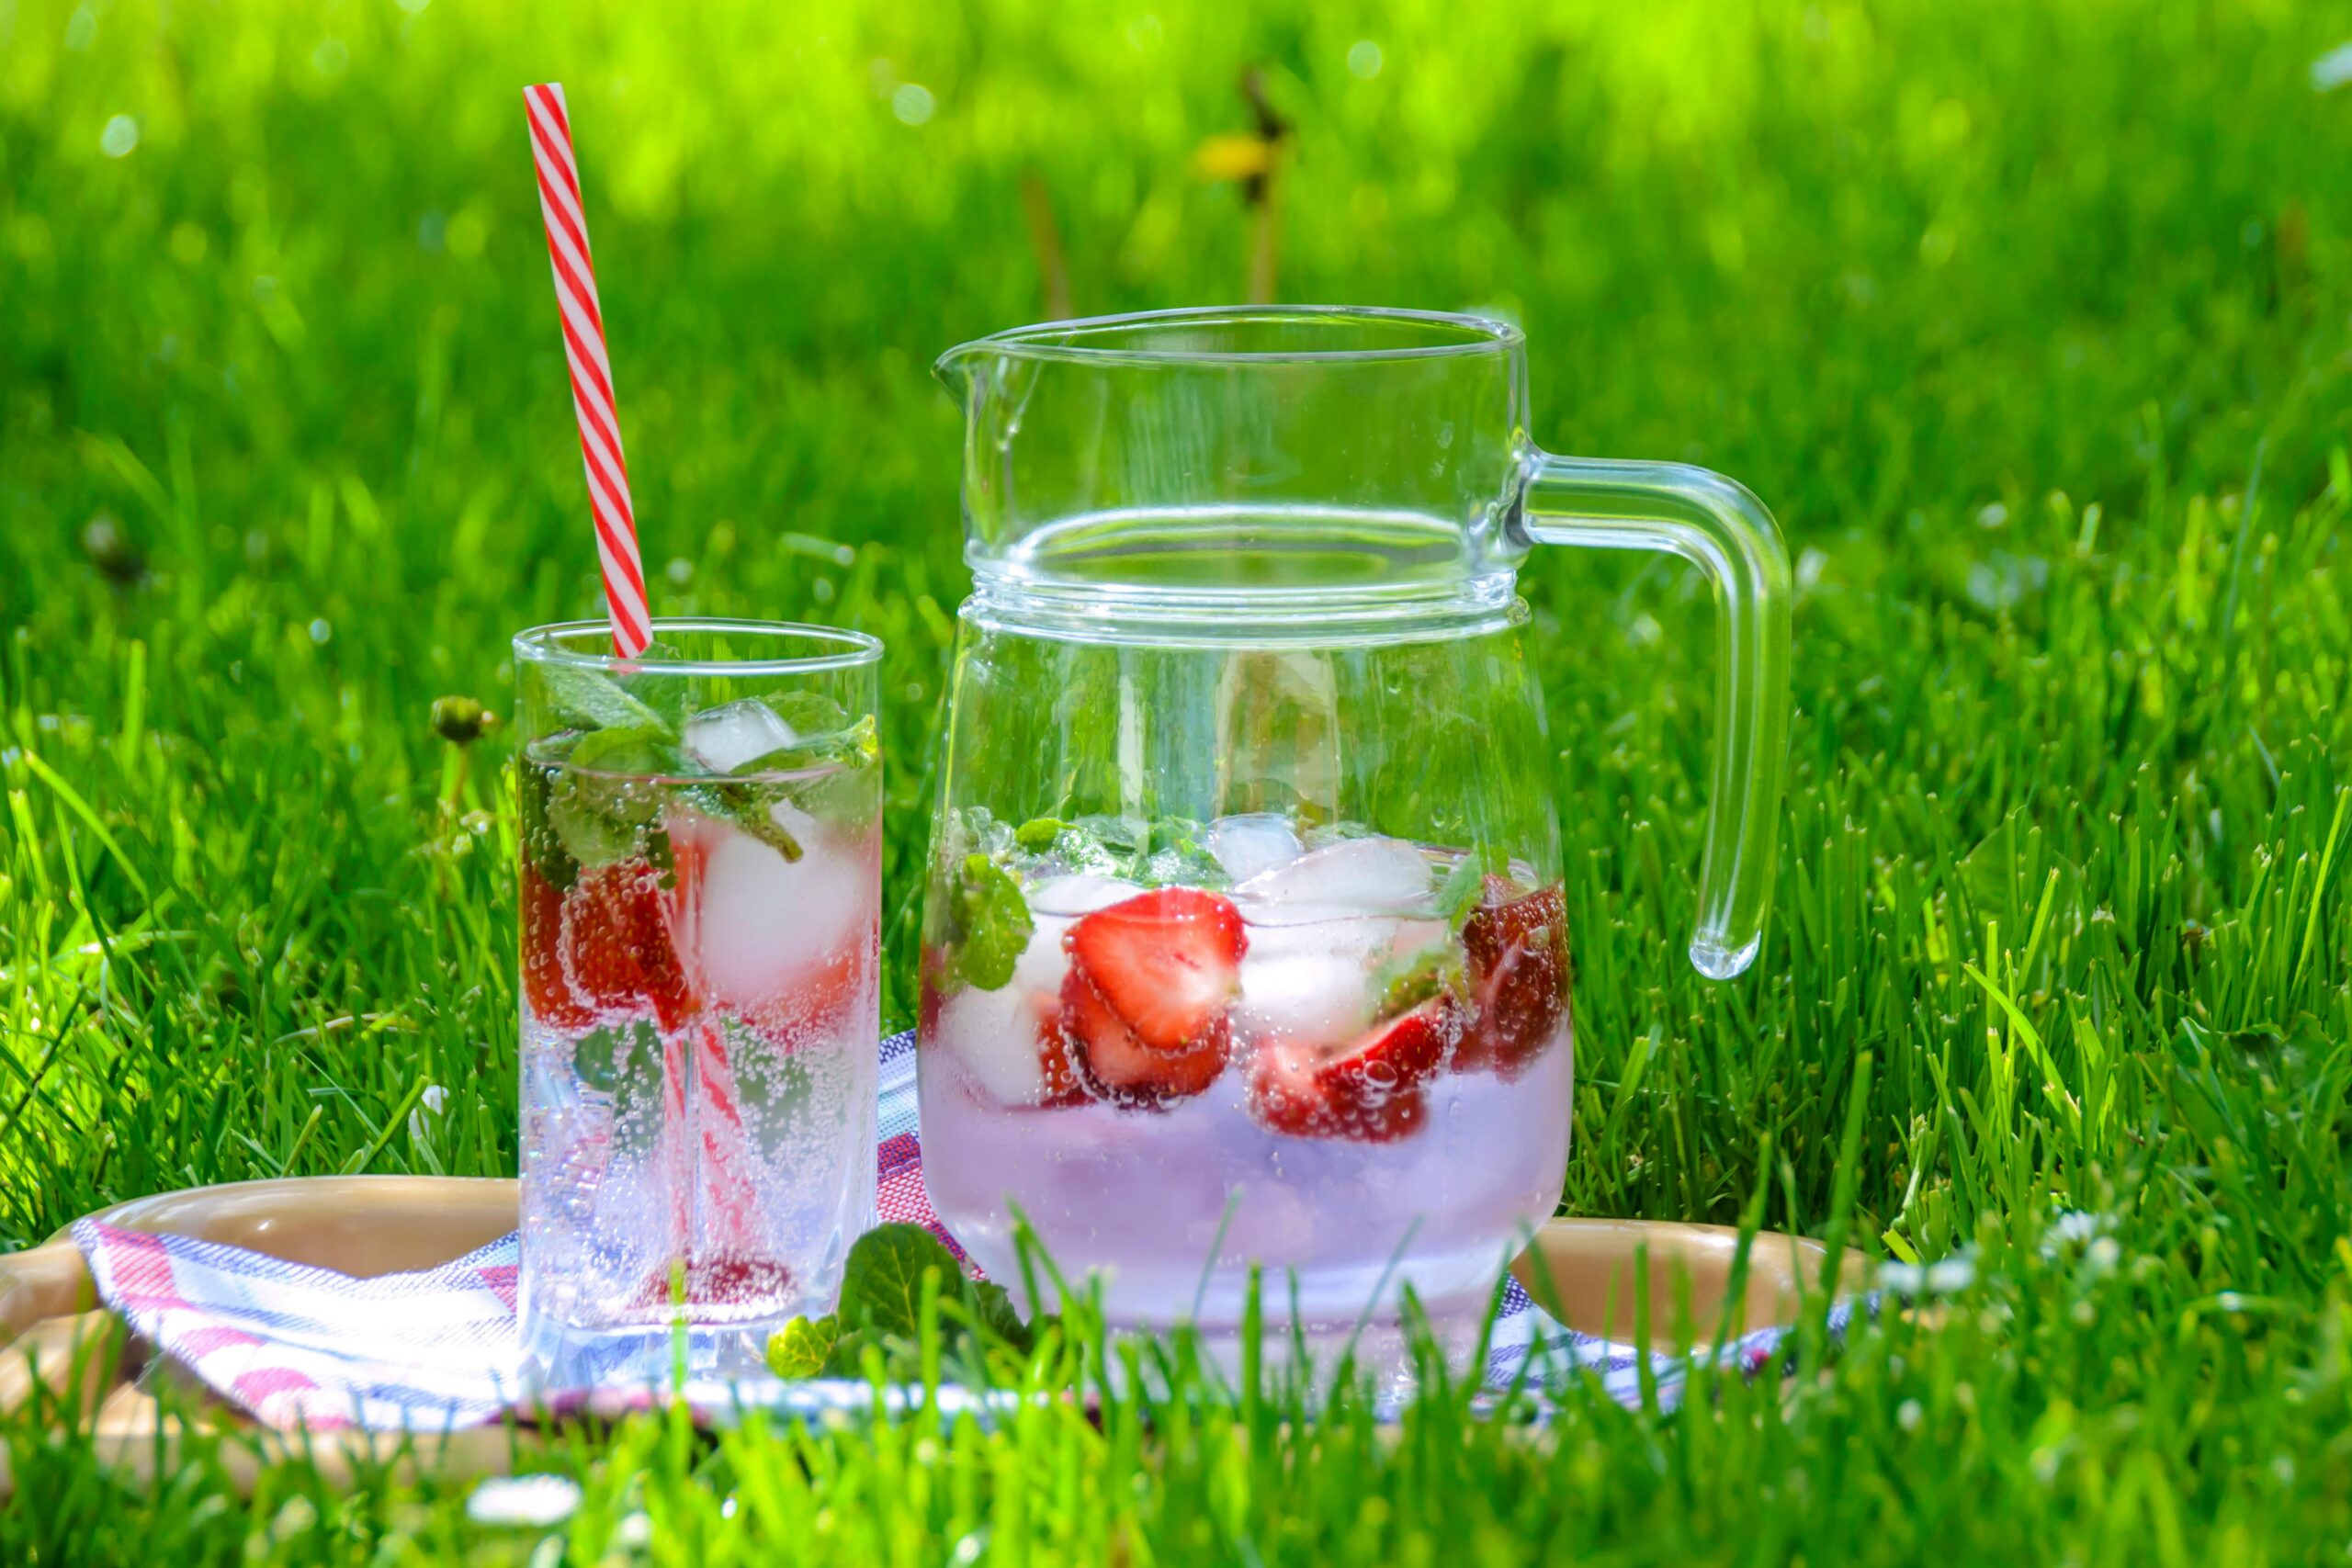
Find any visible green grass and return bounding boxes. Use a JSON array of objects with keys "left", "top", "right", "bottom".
[{"left": 6, "top": 0, "right": 2352, "bottom": 1559}]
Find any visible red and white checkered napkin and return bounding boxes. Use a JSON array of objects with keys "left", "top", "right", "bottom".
[{"left": 69, "top": 1032, "right": 1826, "bottom": 1431}]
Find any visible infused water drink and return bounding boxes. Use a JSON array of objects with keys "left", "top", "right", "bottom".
[
  {"left": 916, "top": 307, "right": 1794, "bottom": 1371},
  {"left": 917, "top": 813, "right": 1573, "bottom": 1355},
  {"left": 514, "top": 623, "right": 882, "bottom": 1390}
]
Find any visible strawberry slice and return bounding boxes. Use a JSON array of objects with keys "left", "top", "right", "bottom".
[
  {"left": 1246, "top": 996, "right": 1458, "bottom": 1143},
  {"left": 1063, "top": 888, "right": 1246, "bottom": 1053},
  {"left": 1455, "top": 879, "right": 1569, "bottom": 1079},
  {"left": 562, "top": 855, "right": 701, "bottom": 1032},
  {"left": 521, "top": 863, "right": 594, "bottom": 1029},
  {"left": 1034, "top": 1001, "right": 1090, "bottom": 1108},
  {"left": 1059, "top": 967, "right": 1231, "bottom": 1106}
]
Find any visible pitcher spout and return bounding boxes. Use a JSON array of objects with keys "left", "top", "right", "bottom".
[{"left": 930, "top": 338, "right": 987, "bottom": 408}]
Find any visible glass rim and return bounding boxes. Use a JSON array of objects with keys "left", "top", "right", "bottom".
[
  {"left": 512, "top": 617, "right": 884, "bottom": 677},
  {"left": 937, "top": 304, "right": 1525, "bottom": 368}
]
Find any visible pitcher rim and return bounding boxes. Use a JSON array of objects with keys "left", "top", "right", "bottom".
[{"left": 935, "top": 304, "right": 1524, "bottom": 369}]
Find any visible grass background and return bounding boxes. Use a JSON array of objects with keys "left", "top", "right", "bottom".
[{"left": 6, "top": 0, "right": 2352, "bottom": 1559}]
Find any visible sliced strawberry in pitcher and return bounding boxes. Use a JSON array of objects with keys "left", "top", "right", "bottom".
[
  {"left": 562, "top": 856, "right": 701, "bottom": 1032},
  {"left": 1456, "top": 879, "right": 1569, "bottom": 1078},
  {"left": 1246, "top": 996, "right": 1458, "bottom": 1143},
  {"left": 1057, "top": 888, "right": 1246, "bottom": 1106},
  {"left": 521, "top": 863, "right": 594, "bottom": 1029},
  {"left": 1249, "top": 1051, "right": 1430, "bottom": 1143},
  {"left": 1064, "top": 888, "right": 1247, "bottom": 1053},
  {"left": 1034, "top": 1005, "right": 1091, "bottom": 1108},
  {"left": 1059, "top": 967, "right": 1231, "bottom": 1106}
]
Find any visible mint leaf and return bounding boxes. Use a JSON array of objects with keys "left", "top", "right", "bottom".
[
  {"left": 947, "top": 806, "right": 1014, "bottom": 864},
  {"left": 839, "top": 1223, "right": 961, "bottom": 1338},
  {"left": 571, "top": 1026, "right": 659, "bottom": 1095},
  {"left": 775, "top": 1225, "right": 1047, "bottom": 1381},
  {"left": 783, "top": 761, "right": 879, "bottom": 839},
  {"left": 1013, "top": 813, "right": 1229, "bottom": 887},
  {"left": 951, "top": 853, "right": 1034, "bottom": 990},
  {"left": 1302, "top": 819, "right": 1378, "bottom": 851},
  {"left": 1435, "top": 851, "right": 1491, "bottom": 927},
  {"left": 962, "top": 1277, "right": 1033, "bottom": 1351},
  {"left": 548, "top": 766, "right": 658, "bottom": 866},
  {"left": 730, "top": 717, "right": 879, "bottom": 779},
  {"left": 572, "top": 1028, "right": 620, "bottom": 1093},
  {"left": 518, "top": 754, "right": 581, "bottom": 890},
  {"left": 1138, "top": 817, "right": 1227, "bottom": 889},
  {"left": 1020, "top": 818, "right": 1126, "bottom": 876},
  {"left": 616, "top": 642, "right": 690, "bottom": 732},
  {"left": 569, "top": 724, "right": 696, "bottom": 777},
  {"left": 723, "top": 714, "right": 877, "bottom": 839},
  {"left": 1369, "top": 940, "right": 1467, "bottom": 1020},
  {"left": 678, "top": 782, "right": 805, "bottom": 863},
  {"left": 538, "top": 663, "right": 673, "bottom": 735},
  {"left": 767, "top": 690, "right": 854, "bottom": 738},
  {"left": 1014, "top": 818, "right": 1067, "bottom": 853},
  {"left": 538, "top": 728, "right": 708, "bottom": 871},
  {"left": 1072, "top": 813, "right": 1144, "bottom": 856},
  {"left": 765, "top": 1314, "right": 842, "bottom": 1379}
]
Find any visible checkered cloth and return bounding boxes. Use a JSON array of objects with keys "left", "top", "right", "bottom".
[{"left": 72, "top": 1031, "right": 1842, "bottom": 1431}]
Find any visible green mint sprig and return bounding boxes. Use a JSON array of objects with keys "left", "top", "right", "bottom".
[
  {"left": 764, "top": 1224, "right": 1040, "bottom": 1382},
  {"left": 537, "top": 661, "right": 672, "bottom": 734},
  {"left": 525, "top": 667, "right": 878, "bottom": 876},
  {"left": 1009, "top": 812, "right": 1230, "bottom": 889},
  {"left": 946, "top": 853, "right": 1034, "bottom": 991},
  {"left": 1434, "top": 850, "right": 1493, "bottom": 928}
]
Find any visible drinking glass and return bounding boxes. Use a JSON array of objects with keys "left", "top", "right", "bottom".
[{"left": 513, "top": 618, "right": 883, "bottom": 1388}]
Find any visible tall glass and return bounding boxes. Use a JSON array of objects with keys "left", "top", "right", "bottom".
[{"left": 513, "top": 619, "right": 884, "bottom": 1389}]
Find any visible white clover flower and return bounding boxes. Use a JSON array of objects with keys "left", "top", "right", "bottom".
[
  {"left": 2041, "top": 1209, "right": 2119, "bottom": 1262},
  {"left": 1878, "top": 1253, "right": 1977, "bottom": 1297},
  {"left": 408, "top": 1083, "right": 449, "bottom": 1144},
  {"left": 2044, "top": 1209, "right": 2107, "bottom": 1246}
]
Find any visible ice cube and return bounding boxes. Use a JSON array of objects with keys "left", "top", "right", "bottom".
[
  {"left": 1235, "top": 835, "right": 1435, "bottom": 919},
  {"left": 936, "top": 981, "right": 1053, "bottom": 1105},
  {"left": 695, "top": 807, "right": 875, "bottom": 1013},
  {"left": 683, "top": 698, "right": 797, "bottom": 775},
  {"left": 1205, "top": 813, "right": 1303, "bottom": 886},
  {"left": 1235, "top": 912, "right": 1397, "bottom": 1041},
  {"left": 939, "top": 878, "right": 1136, "bottom": 1104},
  {"left": 1235, "top": 912, "right": 1453, "bottom": 1043},
  {"left": 1025, "top": 874, "right": 1146, "bottom": 920}
]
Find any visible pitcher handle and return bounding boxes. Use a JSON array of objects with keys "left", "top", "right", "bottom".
[{"left": 1516, "top": 453, "right": 1792, "bottom": 980}]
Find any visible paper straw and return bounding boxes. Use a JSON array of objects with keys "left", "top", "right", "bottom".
[
  {"left": 522, "top": 93, "right": 762, "bottom": 1290},
  {"left": 523, "top": 82, "right": 651, "bottom": 658}
]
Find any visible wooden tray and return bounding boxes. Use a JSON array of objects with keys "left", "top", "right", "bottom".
[{"left": 0, "top": 1177, "right": 1860, "bottom": 1493}]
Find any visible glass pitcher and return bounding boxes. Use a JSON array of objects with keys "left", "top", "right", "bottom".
[{"left": 917, "top": 306, "right": 1790, "bottom": 1364}]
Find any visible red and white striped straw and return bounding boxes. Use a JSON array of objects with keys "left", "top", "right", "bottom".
[{"left": 523, "top": 82, "right": 651, "bottom": 658}]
